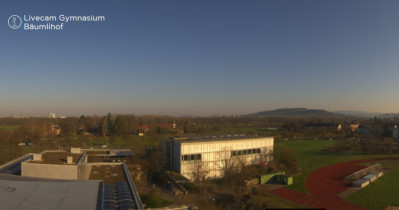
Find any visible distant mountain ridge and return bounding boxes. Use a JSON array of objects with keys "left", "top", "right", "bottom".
[
  {"left": 333, "top": 110, "right": 382, "bottom": 118},
  {"left": 248, "top": 108, "right": 345, "bottom": 117},
  {"left": 378, "top": 113, "right": 399, "bottom": 118}
]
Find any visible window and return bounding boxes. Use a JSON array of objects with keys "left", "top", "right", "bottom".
[
  {"left": 182, "top": 155, "right": 189, "bottom": 161},
  {"left": 181, "top": 153, "right": 201, "bottom": 161},
  {"left": 231, "top": 148, "right": 261, "bottom": 157}
]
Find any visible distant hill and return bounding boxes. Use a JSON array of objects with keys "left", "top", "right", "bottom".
[
  {"left": 378, "top": 113, "right": 399, "bottom": 119},
  {"left": 334, "top": 110, "right": 382, "bottom": 118},
  {"left": 248, "top": 108, "right": 345, "bottom": 118}
]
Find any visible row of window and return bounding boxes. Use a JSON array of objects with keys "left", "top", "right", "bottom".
[
  {"left": 231, "top": 148, "right": 261, "bottom": 156},
  {"left": 181, "top": 154, "right": 202, "bottom": 161}
]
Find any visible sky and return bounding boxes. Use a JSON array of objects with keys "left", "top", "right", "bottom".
[{"left": 1, "top": 0, "right": 399, "bottom": 117}]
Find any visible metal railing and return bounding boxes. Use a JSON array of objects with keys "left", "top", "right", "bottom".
[
  {"left": 122, "top": 163, "right": 144, "bottom": 209},
  {"left": 344, "top": 163, "right": 383, "bottom": 183}
]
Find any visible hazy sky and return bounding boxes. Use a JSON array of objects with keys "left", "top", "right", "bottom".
[{"left": 1, "top": 0, "right": 399, "bottom": 116}]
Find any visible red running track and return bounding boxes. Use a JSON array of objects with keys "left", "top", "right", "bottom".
[{"left": 271, "top": 157, "right": 399, "bottom": 210}]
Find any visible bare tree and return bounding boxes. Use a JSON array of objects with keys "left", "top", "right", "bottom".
[
  {"left": 218, "top": 147, "right": 235, "bottom": 178},
  {"left": 190, "top": 160, "right": 209, "bottom": 189}
]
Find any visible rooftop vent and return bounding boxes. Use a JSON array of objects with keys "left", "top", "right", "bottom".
[
  {"left": 67, "top": 156, "right": 73, "bottom": 164},
  {"left": 70, "top": 147, "right": 81, "bottom": 154},
  {"left": 33, "top": 154, "right": 42, "bottom": 161}
]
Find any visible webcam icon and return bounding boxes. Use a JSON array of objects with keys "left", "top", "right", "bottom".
[{"left": 8, "top": 15, "right": 22, "bottom": 29}]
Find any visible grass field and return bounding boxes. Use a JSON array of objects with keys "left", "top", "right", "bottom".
[
  {"left": 68, "top": 135, "right": 165, "bottom": 148},
  {"left": 215, "top": 127, "right": 282, "bottom": 136},
  {"left": 0, "top": 125, "right": 17, "bottom": 130},
  {"left": 346, "top": 163, "right": 399, "bottom": 210},
  {"left": 275, "top": 140, "right": 399, "bottom": 194}
]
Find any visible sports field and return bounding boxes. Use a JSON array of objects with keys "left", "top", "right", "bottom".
[
  {"left": 275, "top": 140, "right": 399, "bottom": 193},
  {"left": 346, "top": 162, "right": 399, "bottom": 210}
]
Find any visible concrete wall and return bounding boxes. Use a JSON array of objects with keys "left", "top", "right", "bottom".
[
  {"left": 21, "top": 162, "right": 78, "bottom": 180},
  {"left": 77, "top": 152, "right": 87, "bottom": 180},
  {"left": 172, "top": 141, "right": 181, "bottom": 173},
  {"left": 21, "top": 152, "right": 89, "bottom": 180}
]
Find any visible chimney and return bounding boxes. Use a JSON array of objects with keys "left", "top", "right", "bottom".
[
  {"left": 33, "top": 154, "right": 42, "bottom": 161},
  {"left": 70, "top": 147, "right": 81, "bottom": 154},
  {"left": 67, "top": 156, "right": 73, "bottom": 164}
]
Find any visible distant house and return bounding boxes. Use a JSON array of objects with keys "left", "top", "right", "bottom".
[
  {"left": 137, "top": 124, "right": 149, "bottom": 133},
  {"left": 394, "top": 125, "right": 399, "bottom": 140},
  {"left": 304, "top": 123, "right": 342, "bottom": 132},
  {"left": 137, "top": 122, "right": 177, "bottom": 134},
  {"left": 50, "top": 124, "right": 61, "bottom": 136},
  {"left": 357, "top": 125, "right": 371, "bottom": 135},
  {"left": 357, "top": 125, "right": 383, "bottom": 136},
  {"left": 350, "top": 123, "right": 360, "bottom": 132}
]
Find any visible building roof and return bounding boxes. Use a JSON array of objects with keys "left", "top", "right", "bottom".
[
  {"left": 0, "top": 149, "right": 143, "bottom": 210},
  {"left": 89, "top": 164, "right": 126, "bottom": 185},
  {"left": 168, "top": 134, "right": 272, "bottom": 143},
  {"left": 0, "top": 179, "right": 99, "bottom": 210}
]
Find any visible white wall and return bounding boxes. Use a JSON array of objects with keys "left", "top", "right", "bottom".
[
  {"left": 174, "top": 137, "right": 274, "bottom": 179},
  {"left": 21, "top": 162, "right": 79, "bottom": 180}
]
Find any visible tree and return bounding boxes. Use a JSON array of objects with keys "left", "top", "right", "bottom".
[
  {"left": 107, "top": 113, "right": 114, "bottom": 136},
  {"left": 101, "top": 117, "right": 108, "bottom": 138},
  {"left": 273, "top": 146, "right": 299, "bottom": 174},
  {"left": 114, "top": 115, "right": 125, "bottom": 136},
  {"left": 218, "top": 147, "right": 236, "bottom": 179},
  {"left": 190, "top": 160, "right": 209, "bottom": 189}
]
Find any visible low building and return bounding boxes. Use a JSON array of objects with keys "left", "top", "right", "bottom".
[
  {"left": 357, "top": 125, "right": 371, "bottom": 135},
  {"left": 0, "top": 148, "right": 143, "bottom": 210},
  {"left": 21, "top": 150, "right": 87, "bottom": 180},
  {"left": 163, "top": 135, "right": 274, "bottom": 180},
  {"left": 357, "top": 125, "right": 383, "bottom": 136},
  {"left": 304, "top": 123, "right": 342, "bottom": 132}
]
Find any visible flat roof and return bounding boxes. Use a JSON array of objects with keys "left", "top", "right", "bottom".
[
  {"left": 29, "top": 152, "right": 82, "bottom": 165},
  {"left": 89, "top": 164, "right": 126, "bottom": 185},
  {"left": 169, "top": 134, "right": 273, "bottom": 143},
  {"left": 0, "top": 180, "right": 99, "bottom": 210}
]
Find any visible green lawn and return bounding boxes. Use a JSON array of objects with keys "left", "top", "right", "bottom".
[
  {"left": 72, "top": 135, "right": 162, "bottom": 148},
  {"left": 346, "top": 163, "right": 399, "bottom": 210},
  {"left": 275, "top": 140, "right": 399, "bottom": 194},
  {"left": 214, "top": 127, "right": 282, "bottom": 136},
  {"left": 0, "top": 125, "right": 17, "bottom": 130}
]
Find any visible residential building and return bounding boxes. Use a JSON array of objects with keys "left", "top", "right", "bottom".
[
  {"left": 350, "top": 123, "right": 360, "bottom": 132},
  {"left": 357, "top": 125, "right": 383, "bottom": 136}
]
